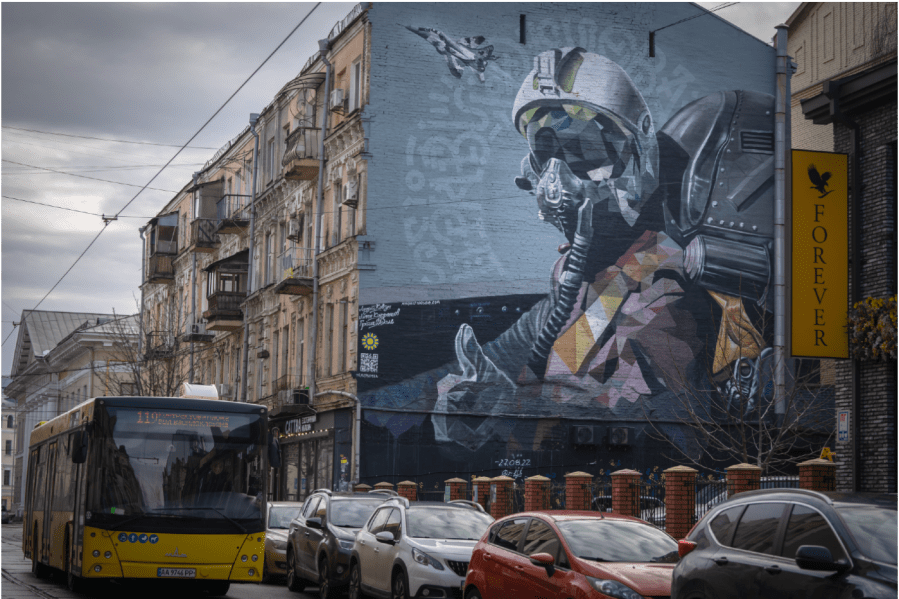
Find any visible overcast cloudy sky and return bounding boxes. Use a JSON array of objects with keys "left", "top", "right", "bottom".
[{"left": 1, "top": 2, "right": 800, "bottom": 376}]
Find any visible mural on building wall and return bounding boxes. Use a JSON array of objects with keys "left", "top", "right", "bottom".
[
  {"left": 405, "top": 26, "right": 498, "bottom": 82},
  {"left": 360, "top": 14, "right": 778, "bottom": 481}
]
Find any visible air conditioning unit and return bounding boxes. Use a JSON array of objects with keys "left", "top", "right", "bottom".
[
  {"left": 343, "top": 179, "right": 359, "bottom": 208},
  {"left": 287, "top": 218, "right": 300, "bottom": 241},
  {"left": 570, "top": 425, "right": 599, "bottom": 445},
  {"left": 608, "top": 427, "right": 633, "bottom": 446},
  {"left": 190, "top": 322, "right": 207, "bottom": 335},
  {"left": 329, "top": 88, "right": 346, "bottom": 111},
  {"left": 217, "top": 383, "right": 232, "bottom": 398}
]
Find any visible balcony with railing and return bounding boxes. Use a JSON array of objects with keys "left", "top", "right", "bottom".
[
  {"left": 273, "top": 247, "right": 314, "bottom": 296},
  {"left": 203, "top": 250, "right": 248, "bottom": 331},
  {"left": 282, "top": 127, "right": 322, "bottom": 181},
  {"left": 189, "top": 219, "right": 220, "bottom": 253},
  {"left": 144, "top": 330, "right": 175, "bottom": 359},
  {"left": 146, "top": 213, "right": 178, "bottom": 284},
  {"left": 215, "top": 194, "right": 252, "bottom": 235}
]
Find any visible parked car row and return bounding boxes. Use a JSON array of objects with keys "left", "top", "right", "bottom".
[{"left": 268, "top": 487, "right": 896, "bottom": 599}]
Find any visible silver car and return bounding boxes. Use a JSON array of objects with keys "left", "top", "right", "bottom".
[{"left": 265, "top": 501, "right": 304, "bottom": 582}]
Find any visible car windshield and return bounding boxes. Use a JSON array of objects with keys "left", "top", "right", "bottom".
[
  {"left": 330, "top": 500, "right": 384, "bottom": 528},
  {"left": 557, "top": 519, "right": 679, "bottom": 563},
  {"left": 835, "top": 505, "right": 897, "bottom": 565},
  {"left": 269, "top": 505, "right": 302, "bottom": 529},
  {"left": 406, "top": 507, "right": 493, "bottom": 540}
]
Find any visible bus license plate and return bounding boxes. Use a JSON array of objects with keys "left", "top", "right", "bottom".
[{"left": 157, "top": 568, "right": 196, "bottom": 578}]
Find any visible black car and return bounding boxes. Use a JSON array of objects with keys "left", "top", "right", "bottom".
[
  {"left": 672, "top": 489, "right": 897, "bottom": 599},
  {"left": 286, "top": 489, "right": 393, "bottom": 598}
]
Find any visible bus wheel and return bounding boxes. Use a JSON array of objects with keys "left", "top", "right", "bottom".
[{"left": 31, "top": 526, "right": 50, "bottom": 579}]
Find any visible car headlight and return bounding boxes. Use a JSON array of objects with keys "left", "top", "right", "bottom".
[
  {"left": 411, "top": 547, "right": 444, "bottom": 570},
  {"left": 272, "top": 539, "right": 287, "bottom": 551},
  {"left": 337, "top": 539, "right": 355, "bottom": 550},
  {"left": 587, "top": 577, "right": 644, "bottom": 599}
]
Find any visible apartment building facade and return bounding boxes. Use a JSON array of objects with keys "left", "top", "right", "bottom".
[{"left": 2, "top": 394, "right": 15, "bottom": 515}]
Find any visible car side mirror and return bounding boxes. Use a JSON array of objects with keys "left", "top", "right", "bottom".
[
  {"left": 306, "top": 517, "right": 323, "bottom": 530},
  {"left": 375, "top": 531, "right": 396, "bottom": 545},
  {"left": 268, "top": 433, "right": 281, "bottom": 469},
  {"left": 795, "top": 545, "right": 848, "bottom": 572},
  {"left": 529, "top": 552, "right": 555, "bottom": 576}
]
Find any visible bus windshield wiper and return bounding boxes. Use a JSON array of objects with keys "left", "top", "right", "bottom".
[{"left": 150, "top": 506, "right": 247, "bottom": 533}]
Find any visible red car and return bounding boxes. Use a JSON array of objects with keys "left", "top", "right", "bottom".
[{"left": 464, "top": 510, "right": 679, "bottom": 599}]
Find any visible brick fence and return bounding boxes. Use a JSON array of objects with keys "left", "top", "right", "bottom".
[{"left": 363, "top": 460, "right": 835, "bottom": 538}]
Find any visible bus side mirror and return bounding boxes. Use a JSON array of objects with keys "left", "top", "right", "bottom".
[
  {"left": 268, "top": 434, "right": 281, "bottom": 469},
  {"left": 71, "top": 429, "right": 89, "bottom": 464}
]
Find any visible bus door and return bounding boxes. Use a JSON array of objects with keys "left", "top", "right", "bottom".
[
  {"left": 70, "top": 431, "right": 86, "bottom": 575},
  {"left": 24, "top": 445, "right": 41, "bottom": 557},
  {"left": 41, "top": 441, "right": 58, "bottom": 562}
]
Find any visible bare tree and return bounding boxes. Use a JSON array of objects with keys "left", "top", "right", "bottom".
[
  {"left": 643, "top": 308, "right": 834, "bottom": 475},
  {"left": 106, "top": 297, "right": 192, "bottom": 397}
]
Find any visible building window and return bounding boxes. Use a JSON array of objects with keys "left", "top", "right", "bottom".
[
  {"left": 334, "top": 181, "right": 342, "bottom": 245},
  {"left": 4, "top": 440, "right": 10, "bottom": 456},
  {"left": 272, "top": 330, "right": 280, "bottom": 391},
  {"left": 3, "top": 470, "right": 9, "bottom": 486},
  {"left": 325, "top": 304, "right": 334, "bottom": 376},
  {"left": 7, "top": 415, "right": 13, "bottom": 429},
  {"left": 350, "top": 59, "right": 362, "bottom": 111},
  {"left": 340, "top": 301, "right": 349, "bottom": 372},
  {"left": 268, "top": 138, "right": 276, "bottom": 182},
  {"left": 297, "top": 318, "right": 305, "bottom": 383}
]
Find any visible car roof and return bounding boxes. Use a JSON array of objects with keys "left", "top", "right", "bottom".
[
  {"left": 720, "top": 488, "right": 898, "bottom": 507},
  {"left": 405, "top": 501, "right": 481, "bottom": 510},
  {"left": 501, "top": 510, "right": 644, "bottom": 523},
  {"left": 269, "top": 501, "right": 304, "bottom": 508}
]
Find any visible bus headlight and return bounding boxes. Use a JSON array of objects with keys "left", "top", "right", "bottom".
[
  {"left": 104, "top": 551, "right": 112, "bottom": 559},
  {"left": 94, "top": 565, "right": 102, "bottom": 573},
  {"left": 92, "top": 550, "right": 100, "bottom": 558},
  {"left": 248, "top": 569, "right": 255, "bottom": 577},
  {"left": 251, "top": 555, "right": 258, "bottom": 562},
  {"left": 241, "top": 555, "right": 248, "bottom": 562}
]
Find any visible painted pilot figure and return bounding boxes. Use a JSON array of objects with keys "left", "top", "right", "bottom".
[{"left": 430, "top": 47, "right": 776, "bottom": 454}]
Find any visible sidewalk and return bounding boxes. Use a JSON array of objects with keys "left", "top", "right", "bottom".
[{"left": 1, "top": 523, "right": 78, "bottom": 599}]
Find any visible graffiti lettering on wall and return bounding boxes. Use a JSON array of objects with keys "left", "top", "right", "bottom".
[{"left": 361, "top": 11, "right": 782, "bottom": 478}]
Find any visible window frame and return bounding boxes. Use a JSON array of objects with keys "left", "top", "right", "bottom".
[
  {"left": 782, "top": 501, "right": 853, "bottom": 567},
  {"left": 488, "top": 517, "right": 530, "bottom": 554},
  {"left": 350, "top": 58, "right": 362, "bottom": 112}
]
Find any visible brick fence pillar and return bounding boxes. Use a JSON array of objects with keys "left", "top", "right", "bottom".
[
  {"left": 564, "top": 472, "right": 593, "bottom": 510},
  {"left": 611, "top": 469, "right": 641, "bottom": 517},
  {"left": 524, "top": 475, "right": 550, "bottom": 511},
  {"left": 798, "top": 459, "right": 837, "bottom": 492},
  {"left": 353, "top": 483, "right": 372, "bottom": 493},
  {"left": 726, "top": 463, "right": 761, "bottom": 498},
  {"left": 472, "top": 477, "right": 491, "bottom": 508},
  {"left": 374, "top": 481, "right": 395, "bottom": 494},
  {"left": 664, "top": 466, "right": 697, "bottom": 540},
  {"left": 445, "top": 478, "right": 467, "bottom": 501},
  {"left": 397, "top": 481, "right": 417, "bottom": 502},
  {"left": 490, "top": 476, "right": 514, "bottom": 520}
]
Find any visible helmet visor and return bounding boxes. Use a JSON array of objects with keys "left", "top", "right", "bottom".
[{"left": 523, "top": 105, "right": 635, "bottom": 181}]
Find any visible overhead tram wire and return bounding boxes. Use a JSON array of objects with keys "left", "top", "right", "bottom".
[
  {"left": 3, "top": 195, "right": 154, "bottom": 219},
  {"left": 1, "top": 159, "right": 179, "bottom": 194},
  {"left": 1, "top": 2, "right": 323, "bottom": 348},
  {"left": 1, "top": 125, "right": 221, "bottom": 149}
]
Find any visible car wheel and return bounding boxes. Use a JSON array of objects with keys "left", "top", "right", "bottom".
[
  {"left": 286, "top": 548, "right": 306, "bottom": 593},
  {"left": 348, "top": 561, "right": 365, "bottom": 599},
  {"left": 319, "top": 557, "right": 336, "bottom": 599},
  {"left": 465, "top": 587, "right": 483, "bottom": 599},
  {"left": 391, "top": 568, "right": 409, "bottom": 599}
]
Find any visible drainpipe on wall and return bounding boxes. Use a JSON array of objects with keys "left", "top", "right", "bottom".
[
  {"left": 89, "top": 348, "right": 95, "bottom": 399},
  {"left": 773, "top": 25, "right": 789, "bottom": 425},
  {"left": 822, "top": 78, "right": 862, "bottom": 491},
  {"left": 241, "top": 113, "right": 261, "bottom": 403},
  {"left": 309, "top": 39, "right": 332, "bottom": 408},
  {"left": 190, "top": 172, "right": 200, "bottom": 385},
  {"left": 315, "top": 390, "right": 361, "bottom": 484},
  {"left": 138, "top": 226, "right": 147, "bottom": 389}
]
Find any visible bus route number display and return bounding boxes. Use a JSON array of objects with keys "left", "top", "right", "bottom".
[{"left": 134, "top": 411, "right": 231, "bottom": 429}]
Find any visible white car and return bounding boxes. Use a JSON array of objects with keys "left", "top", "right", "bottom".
[{"left": 348, "top": 498, "right": 494, "bottom": 599}]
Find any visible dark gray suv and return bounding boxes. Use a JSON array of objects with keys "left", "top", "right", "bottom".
[
  {"left": 286, "top": 490, "right": 392, "bottom": 598},
  {"left": 672, "top": 489, "right": 897, "bottom": 599}
]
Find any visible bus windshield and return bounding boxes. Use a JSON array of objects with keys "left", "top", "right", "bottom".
[{"left": 87, "top": 405, "right": 266, "bottom": 533}]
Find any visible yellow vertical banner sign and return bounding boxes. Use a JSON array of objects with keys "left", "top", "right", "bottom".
[{"left": 791, "top": 150, "right": 849, "bottom": 358}]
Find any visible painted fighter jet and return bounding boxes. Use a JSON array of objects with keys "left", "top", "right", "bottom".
[{"left": 405, "top": 25, "right": 497, "bottom": 82}]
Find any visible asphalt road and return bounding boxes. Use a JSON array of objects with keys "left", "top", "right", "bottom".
[{"left": 0, "top": 523, "right": 318, "bottom": 599}]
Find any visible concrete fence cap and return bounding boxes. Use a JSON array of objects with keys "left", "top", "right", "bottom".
[
  {"left": 491, "top": 475, "right": 515, "bottom": 482},
  {"left": 664, "top": 465, "right": 698, "bottom": 474},
  {"left": 610, "top": 468, "right": 642, "bottom": 476},
  {"left": 374, "top": 482, "right": 395, "bottom": 488},
  {"left": 565, "top": 471, "right": 593, "bottom": 478},
  {"left": 354, "top": 483, "right": 373, "bottom": 490},
  {"left": 726, "top": 463, "right": 762, "bottom": 471},
  {"left": 798, "top": 458, "right": 836, "bottom": 467},
  {"left": 526, "top": 475, "right": 551, "bottom": 482},
  {"left": 397, "top": 481, "right": 417, "bottom": 487},
  {"left": 445, "top": 477, "right": 467, "bottom": 484},
  {"left": 472, "top": 477, "right": 493, "bottom": 483}
]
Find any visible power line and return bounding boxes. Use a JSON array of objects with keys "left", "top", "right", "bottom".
[
  {"left": 1, "top": 159, "right": 179, "bottom": 194},
  {"left": 3, "top": 163, "right": 204, "bottom": 174},
  {"left": 3, "top": 195, "right": 153, "bottom": 219},
  {"left": 3, "top": 2, "right": 323, "bottom": 346},
  {"left": 2, "top": 125, "right": 220, "bottom": 149},
  {"left": 652, "top": 2, "right": 739, "bottom": 33}
]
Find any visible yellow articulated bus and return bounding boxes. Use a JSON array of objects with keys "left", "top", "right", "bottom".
[{"left": 23, "top": 396, "right": 281, "bottom": 595}]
